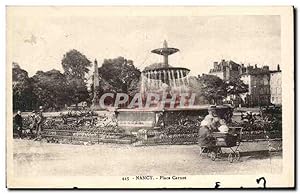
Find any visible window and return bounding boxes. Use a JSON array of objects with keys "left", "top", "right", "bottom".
[
  {"left": 260, "top": 79, "right": 264, "bottom": 85},
  {"left": 264, "top": 77, "right": 269, "bottom": 85}
]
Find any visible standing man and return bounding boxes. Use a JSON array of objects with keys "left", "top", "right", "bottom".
[
  {"left": 14, "top": 110, "right": 23, "bottom": 138},
  {"left": 34, "top": 106, "right": 44, "bottom": 141}
]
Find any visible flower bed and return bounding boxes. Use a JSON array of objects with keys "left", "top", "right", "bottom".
[
  {"left": 16, "top": 109, "right": 282, "bottom": 146},
  {"left": 17, "top": 111, "right": 136, "bottom": 145},
  {"left": 137, "top": 121, "right": 200, "bottom": 145}
]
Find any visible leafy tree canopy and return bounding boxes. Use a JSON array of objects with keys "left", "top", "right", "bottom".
[
  {"left": 62, "top": 49, "right": 92, "bottom": 80},
  {"left": 13, "top": 62, "right": 29, "bottom": 82},
  {"left": 13, "top": 62, "right": 33, "bottom": 111},
  {"left": 225, "top": 78, "right": 249, "bottom": 96},
  {"left": 197, "top": 74, "right": 227, "bottom": 104},
  {"left": 32, "top": 69, "right": 70, "bottom": 110},
  {"left": 61, "top": 49, "right": 91, "bottom": 105},
  {"left": 98, "top": 56, "right": 141, "bottom": 95}
]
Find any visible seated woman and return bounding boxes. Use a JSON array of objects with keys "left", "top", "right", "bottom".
[{"left": 198, "top": 119, "right": 216, "bottom": 150}]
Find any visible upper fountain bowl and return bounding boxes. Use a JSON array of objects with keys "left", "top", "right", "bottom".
[{"left": 151, "top": 47, "right": 180, "bottom": 56}]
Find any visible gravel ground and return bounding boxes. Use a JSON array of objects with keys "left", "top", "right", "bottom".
[{"left": 13, "top": 139, "right": 282, "bottom": 177}]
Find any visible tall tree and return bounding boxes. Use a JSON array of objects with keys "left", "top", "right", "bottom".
[
  {"left": 225, "top": 78, "right": 249, "bottom": 104},
  {"left": 188, "top": 76, "right": 209, "bottom": 105},
  {"left": 62, "top": 49, "right": 92, "bottom": 80},
  {"left": 61, "top": 49, "right": 91, "bottom": 106},
  {"left": 197, "top": 74, "right": 227, "bottom": 105},
  {"left": 98, "top": 56, "right": 141, "bottom": 95},
  {"left": 12, "top": 62, "right": 34, "bottom": 111},
  {"left": 31, "top": 69, "right": 70, "bottom": 111}
]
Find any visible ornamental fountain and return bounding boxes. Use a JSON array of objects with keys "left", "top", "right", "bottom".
[
  {"left": 115, "top": 40, "right": 233, "bottom": 129},
  {"left": 140, "top": 40, "right": 190, "bottom": 96}
]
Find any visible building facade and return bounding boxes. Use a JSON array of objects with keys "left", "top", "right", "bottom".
[
  {"left": 209, "top": 59, "right": 241, "bottom": 80},
  {"left": 209, "top": 60, "right": 281, "bottom": 107},
  {"left": 270, "top": 67, "right": 282, "bottom": 105},
  {"left": 240, "top": 67, "right": 271, "bottom": 107}
]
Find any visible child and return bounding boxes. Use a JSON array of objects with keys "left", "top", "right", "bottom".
[{"left": 218, "top": 119, "right": 229, "bottom": 133}]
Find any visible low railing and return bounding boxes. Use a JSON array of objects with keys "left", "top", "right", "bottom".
[
  {"left": 138, "top": 129, "right": 282, "bottom": 146},
  {"left": 42, "top": 129, "right": 137, "bottom": 145}
]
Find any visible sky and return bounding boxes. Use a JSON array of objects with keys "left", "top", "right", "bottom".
[{"left": 7, "top": 7, "right": 281, "bottom": 78}]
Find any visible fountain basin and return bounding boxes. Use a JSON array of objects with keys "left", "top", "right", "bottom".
[
  {"left": 115, "top": 105, "right": 234, "bottom": 130},
  {"left": 142, "top": 67, "right": 190, "bottom": 80}
]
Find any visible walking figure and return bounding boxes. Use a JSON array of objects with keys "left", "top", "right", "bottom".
[
  {"left": 34, "top": 106, "right": 44, "bottom": 141},
  {"left": 28, "top": 110, "right": 37, "bottom": 138},
  {"left": 14, "top": 110, "right": 23, "bottom": 138}
]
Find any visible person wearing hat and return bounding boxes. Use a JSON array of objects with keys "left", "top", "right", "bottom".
[
  {"left": 34, "top": 106, "right": 44, "bottom": 140},
  {"left": 14, "top": 110, "right": 23, "bottom": 138}
]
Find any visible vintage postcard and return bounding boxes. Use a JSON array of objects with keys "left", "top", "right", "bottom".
[{"left": 6, "top": 6, "right": 294, "bottom": 188}]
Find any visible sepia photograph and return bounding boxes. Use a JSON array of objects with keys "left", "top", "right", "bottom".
[{"left": 6, "top": 6, "right": 294, "bottom": 188}]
